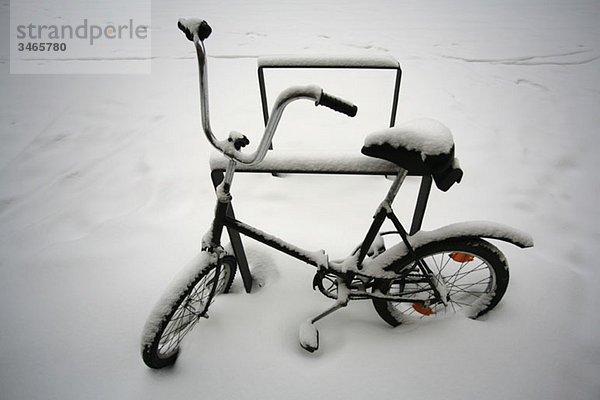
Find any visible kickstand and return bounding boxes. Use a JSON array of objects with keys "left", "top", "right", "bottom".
[{"left": 299, "top": 277, "right": 350, "bottom": 352}]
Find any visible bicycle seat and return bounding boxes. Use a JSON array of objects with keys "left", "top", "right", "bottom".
[{"left": 361, "top": 118, "right": 463, "bottom": 191}]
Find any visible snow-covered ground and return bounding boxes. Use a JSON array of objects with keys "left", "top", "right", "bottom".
[{"left": 1, "top": 0, "right": 599, "bottom": 399}]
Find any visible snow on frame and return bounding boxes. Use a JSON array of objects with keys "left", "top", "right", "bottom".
[{"left": 209, "top": 151, "right": 401, "bottom": 174}]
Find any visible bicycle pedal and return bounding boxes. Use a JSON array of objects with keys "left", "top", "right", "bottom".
[{"left": 299, "top": 321, "right": 319, "bottom": 353}]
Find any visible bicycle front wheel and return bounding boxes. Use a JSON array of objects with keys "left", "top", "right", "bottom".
[
  {"left": 372, "top": 238, "right": 509, "bottom": 326},
  {"left": 141, "top": 252, "right": 236, "bottom": 369}
]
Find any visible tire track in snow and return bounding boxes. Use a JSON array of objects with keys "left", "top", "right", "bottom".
[{"left": 441, "top": 49, "right": 600, "bottom": 66}]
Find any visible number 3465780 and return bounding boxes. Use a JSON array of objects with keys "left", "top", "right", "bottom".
[{"left": 17, "top": 42, "right": 67, "bottom": 51}]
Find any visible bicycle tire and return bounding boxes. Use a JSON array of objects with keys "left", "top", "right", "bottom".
[
  {"left": 372, "top": 238, "right": 508, "bottom": 326},
  {"left": 141, "top": 252, "right": 236, "bottom": 369}
]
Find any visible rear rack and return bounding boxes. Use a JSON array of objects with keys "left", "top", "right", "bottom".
[{"left": 257, "top": 55, "right": 402, "bottom": 128}]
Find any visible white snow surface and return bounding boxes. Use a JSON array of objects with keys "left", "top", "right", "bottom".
[
  {"left": 1, "top": 1, "right": 600, "bottom": 400},
  {"left": 364, "top": 118, "right": 455, "bottom": 155}
]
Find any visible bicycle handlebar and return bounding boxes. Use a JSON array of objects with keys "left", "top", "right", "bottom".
[
  {"left": 317, "top": 92, "right": 358, "bottom": 117},
  {"left": 177, "top": 18, "right": 358, "bottom": 166}
]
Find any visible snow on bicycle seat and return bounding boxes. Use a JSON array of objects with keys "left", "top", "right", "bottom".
[{"left": 361, "top": 118, "right": 463, "bottom": 191}]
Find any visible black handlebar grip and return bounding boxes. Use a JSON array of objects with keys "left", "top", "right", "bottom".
[
  {"left": 318, "top": 92, "right": 358, "bottom": 117},
  {"left": 178, "top": 18, "right": 212, "bottom": 41}
]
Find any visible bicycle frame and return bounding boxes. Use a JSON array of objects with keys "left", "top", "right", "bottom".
[
  {"left": 203, "top": 157, "right": 444, "bottom": 297},
  {"left": 205, "top": 164, "right": 459, "bottom": 322},
  {"left": 140, "top": 18, "right": 537, "bottom": 366}
]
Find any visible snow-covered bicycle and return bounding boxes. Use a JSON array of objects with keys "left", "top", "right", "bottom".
[{"left": 141, "top": 18, "right": 533, "bottom": 369}]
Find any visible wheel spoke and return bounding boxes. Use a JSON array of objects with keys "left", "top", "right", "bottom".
[
  {"left": 448, "top": 299, "right": 458, "bottom": 313},
  {"left": 448, "top": 299, "right": 475, "bottom": 308},
  {"left": 450, "top": 262, "right": 488, "bottom": 281},
  {"left": 436, "top": 252, "right": 454, "bottom": 275},
  {"left": 451, "top": 276, "right": 491, "bottom": 291},
  {"left": 375, "top": 242, "right": 505, "bottom": 324}
]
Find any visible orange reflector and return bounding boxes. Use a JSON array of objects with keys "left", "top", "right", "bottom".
[
  {"left": 413, "top": 303, "right": 434, "bottom": 316},
  {"left": 450, "top": 252, "right": 475, "bottom": 263}
]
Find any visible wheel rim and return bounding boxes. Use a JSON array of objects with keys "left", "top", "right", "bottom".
[
  {"left": 156, "top": 264, "right": 231, "bottom": 358},
  {"left": 387, "top": 250, "right": 496, "bottom": 319}
]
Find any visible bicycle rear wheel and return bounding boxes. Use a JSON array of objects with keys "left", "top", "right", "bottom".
[
  {"left": 141, "top": 252, "right": 236, "bottom": 369},
  {"left": 372, "top": 238, "right": 508, "bottom": 326}
]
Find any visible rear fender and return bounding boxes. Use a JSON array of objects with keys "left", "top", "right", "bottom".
[
  {"left": 366, "top": 221, "right": 533, "bottom": 274},
  {"left": 411, "top": 221, "right": 534, "bottom": 249}
]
